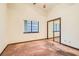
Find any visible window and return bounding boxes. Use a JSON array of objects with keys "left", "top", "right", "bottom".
[
  {"left": 32, "top": 21, "right": 39, "bottom": 32},
  {"left": 53, "top": 24, "right": 60, "bottom": 32},
  {"left": 24, "top": 20, "right": 39, "bottom": 33}
]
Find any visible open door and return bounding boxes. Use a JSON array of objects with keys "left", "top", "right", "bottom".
[{"left": 47, "top": 17, "right": 61, "bottom": 43}]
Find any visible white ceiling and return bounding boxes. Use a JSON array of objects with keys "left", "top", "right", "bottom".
[
  {"left": 29, "top": 3, "right": 76, "bottom": 16},
  {"left": 29, "top": 3, "right": 58, "bottom": 16},
  {"left": 7, "top": 3, "right": 76, "bottom": 17}
]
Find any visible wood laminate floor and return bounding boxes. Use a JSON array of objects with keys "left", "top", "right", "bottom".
[{"left": 1, "top": 39, "right": 79, "bottom": 56}]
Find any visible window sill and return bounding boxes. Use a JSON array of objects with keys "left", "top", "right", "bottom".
[
  {"left": 24, "top": 32, "right": 39, "bottom": 33},
  {"left": 53, "top": 31, "right": 60, "bottom": 32}
]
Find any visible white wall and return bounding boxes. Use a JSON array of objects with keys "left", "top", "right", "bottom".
[
  {"left": 1, "top": 3, "right": 79, "bottom": 53},
  {"left": 0, "top": 4, "right": 8, "bottom": 53},
  {"left": 48, "top": 4, "right": 79, "bottom": 48},
  {"left": 8, "top": 4, "right": 47, "bottom": 43}
]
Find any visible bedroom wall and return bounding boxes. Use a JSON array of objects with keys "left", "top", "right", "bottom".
[
  {"left": 1, "top": 3, "right": 79, "bottom": 53},
  {"left": 8, "top": 4, "right": 47, "bottom": 43},
  {"left": 47, "top": 4, "right": 79, "bottom": 48},
  {"left": 0, "top": 4, "right": 8, "bottom": 53}
]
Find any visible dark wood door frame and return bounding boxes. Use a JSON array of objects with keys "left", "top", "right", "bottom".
[{"left": 47, "top": 17, "right": 61, "bottom": 44}]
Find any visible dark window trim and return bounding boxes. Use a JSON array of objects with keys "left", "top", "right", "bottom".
[
  {"left": 24, "top": 20, "right": 39, "bottom": 33},
  {"left": 24, "top": 32, "right": 39, "bottom": 33},
  {"left": 31, "top": 21, "right": 32, "bottom": 32}
]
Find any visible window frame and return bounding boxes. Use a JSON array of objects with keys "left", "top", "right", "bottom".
[{"left": 24, "top": 20, "right": 39, "bottom": 33}]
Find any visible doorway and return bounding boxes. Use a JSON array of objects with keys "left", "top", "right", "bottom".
[{"left": 47, "top": 17, "right": 61, "bottom": 43}]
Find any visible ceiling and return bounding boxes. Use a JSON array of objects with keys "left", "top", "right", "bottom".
[
  {"left": 29, "top": 3, "right": 58, "bottom": 16},
  {"left": 29, "top": 3, "right": 76, "bottom": 16},
  {"left": 7, "top": 3, "right": 76, "bottom": 17}
]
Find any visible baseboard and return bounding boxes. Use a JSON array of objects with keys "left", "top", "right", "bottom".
[
  {"left": 61, "top": 43, "right": 79, "bottom": 50},
  {"left": 1, "top": 38, "right": 79, "bottom": 56},
  {"left": 0, "top": 38, "right": 47, "bottom": 56},
  {"left": 47, "top": 37, "right": 53, "bottom": 39},
  {"left": 8, "top": 38, "right": 47, "bottom": 45},
  {"left": 0, "top": 45, "right": 9, "bottom": 56}
]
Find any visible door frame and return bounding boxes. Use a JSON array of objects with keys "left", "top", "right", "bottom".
[{"left": 47, "top": 17, "right": 61, "bottom": 44}]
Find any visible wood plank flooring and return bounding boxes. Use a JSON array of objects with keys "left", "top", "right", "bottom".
[{"left": 1, "top": 39, "right": 79, "bottom": 56}]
